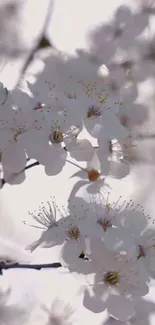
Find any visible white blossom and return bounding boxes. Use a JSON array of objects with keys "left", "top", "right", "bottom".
[
  {"left": 100, "top": 197, "right": 152, "bottom": 257},
  {"left": 21, "top": 103, "right": 80, "bottom": 174},
  {"left": 26, "top": 197, "right": 89, "bottom": 266},
  {"left": 83, "top": 239, "right": 149, "bottom": 321},
  {"left": 37, "top": 55, "right": 123, "bottom": 139},
  {"left": 85, "top": 147, "right": 130, "bottom": 181},
  {"left": 117, "top": 208, "right": 155, "bottom": 273},
  {"left": 79, "top": 192, "right": 130, "bottom": 240},
  {"left": 56, "top": 77, "right": 122, "bottom": 139}
]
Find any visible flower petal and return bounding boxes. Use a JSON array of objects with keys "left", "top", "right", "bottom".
[
  {"left": 60, "top": 238, "right": 86, "bottom": 266},
  {"left": 0, "top": 129, "right": 13, "bottom": 150},
  {"left": 83, "top": 284, "right": 109, "bottom": 313},
  {"left": 2, "top": 142, "right": 26, "bottom": 173},
  {"left": 107, "top": 295, "right": 135, "bottom": 321},
  {"left": 146, "top": 255, "right": 155, "bottom": 272},
  {"left": 96, "top": 149, "right": 110, "bottom": 176},
  {"left": 45, "top": 149, "right": 67, "bottom": 175},
  {"left": 65, "top": 138, "right": 94, "bottom": 161},
  {"left": 110, "top": 160, "right": 130, "bottom": 178},
  {"left": 98, "top": 113, "right": 129, "bottom": 143},
  {"left": 103, "top": 227, "right": 133, "bottom": 253}
]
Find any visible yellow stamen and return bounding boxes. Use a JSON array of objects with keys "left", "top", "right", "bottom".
[
  {"left": 68, "top": 226, "right": 80, "bottom": 240},
  {"left": 106, "top": 203, "right": 112, "bottom": 212},
  {"left": 104, "top": 271, "right": 120, "bottom": 285},
  {"left": 51, "top": 129, "right": 63, "bottom": 143}
]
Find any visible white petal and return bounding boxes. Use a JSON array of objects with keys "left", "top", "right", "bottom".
[
  {"left": 60, "top": 239, "right": 86, "bottom": 266},
  {"left": 107, "top": 295, "right": 135, "bottom": 321},
  {"left": 88, "top": 238, "right": 116, "bottom": 269},
  {"left": 123, "top": 210, "right": 148, "bottom": 237},
  {"left": 22, "top": 130, "right": 62, "bottom": 167},
  {"left": 0, "top": 129, "right": 13, "bottom": 150},
  {"left": 98, "top": 113, "right": 129, "bottom": 143},
  {"left": 2, "top": 142, "right": 26, "bottom": 173},
  {"left": 23, "top": 130, "right": 46, "bottom": 156},
  {"left": 96, "top": 149, "right": 111, "bottom": 176},
  {"left": 84, "top": 119, "right": 103, "bottom": 138},
  {"left": 120, "top": 268, "right": 149, "bottom": 297},
  {"left": 80, "top": 219, "right": 104, "bottom": 238},
  {"left": 65, "top": 138, "right": 94, "bottom": 161},
  {"left": 146, "top": 256, "right": 155, "bottom": 272},
  {"left": 87, "top": 151, "right": 101, "bottom": 172},
  {"left": 103, "top": 227, "right": 133, "bottom": 253},
  {"left": 110, "top": 160, "right": 130, "bottom": 178},
  {"left": 45, "top": 149, "right": 67, "bottom": 175},
  {"left": 83, "top": 284, "right": 109, "bottom": 313}
]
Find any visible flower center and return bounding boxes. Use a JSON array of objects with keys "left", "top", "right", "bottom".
[
  {"left": 87, "top": 169, "right": 101, "bottom": 182},
  {"left": 106, "top": 203, "right": 112, "bottom": 212},
  {"left": 104, "top": 271, "right": 120, "bottom": 285},
  {"left": 87, "top": 106, "right": 102, "bottom": 118},
  {"left": 97, "top": 218, "right": 112, "bottom": 232},
  {"left": 68, "top": 226, "right": 80, "bottom": 240},
  {"left": 50, "top": 129, "right": 63, "bottom": 143}
]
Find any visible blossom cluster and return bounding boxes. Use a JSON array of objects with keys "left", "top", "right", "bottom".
[
  {"left": 0, "top": 46, "right": 153, "bottom": 323},
  {"left": 24, "top": 191, "right": 155, "bottom": 322},
  {"left": 0, "top": 51, "right": 138, "bottom": 186},
  {"left": 1, "top": 1, "right": 155, "bottom": 323}
]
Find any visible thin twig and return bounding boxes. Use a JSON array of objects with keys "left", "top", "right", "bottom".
[
  {"left": 0, "top": 262, "right": 62, "bottom": 274},
  {"left": 1, "top": 161, "right": 40, "bottom": 188}
]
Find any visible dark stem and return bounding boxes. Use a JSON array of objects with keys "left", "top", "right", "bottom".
[
  {"left": 24, "top": 161, "right": 40, "bottom": 171},
  {"left": 0, "top": 262, "right": 62, "bottom": 274}
]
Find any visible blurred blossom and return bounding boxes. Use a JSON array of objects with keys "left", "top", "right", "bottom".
[{"left": 0, "top": 0, "right": 53, "bottom": 90}]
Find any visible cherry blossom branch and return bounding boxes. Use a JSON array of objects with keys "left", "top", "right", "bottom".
[
  {"left": 0, "top": 262, "right": 62, "bottom": 275},
  {"left": 1, "top": 131, "right": 155, "bottom": 188}
]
